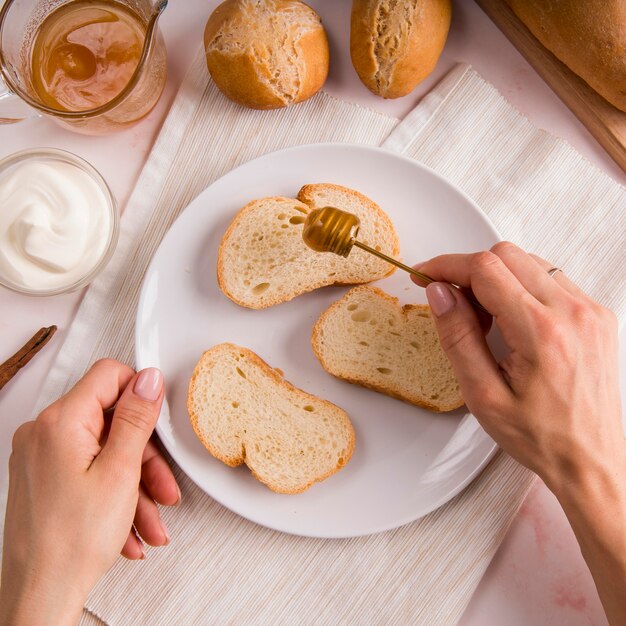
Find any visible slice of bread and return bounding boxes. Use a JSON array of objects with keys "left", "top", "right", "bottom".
[
  {"left": 217, "top": 183, "right": 399, "bottom": 308},
  {"left": 187, "top": 343, "right": 355, "bottom": 494},
  {"left": 312, "top": 286, "right": 464, "bottom": 412}
]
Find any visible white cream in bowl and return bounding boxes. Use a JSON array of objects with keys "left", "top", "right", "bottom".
[{"left": 0, "top": 149, "right": 118, "bottom": 295}]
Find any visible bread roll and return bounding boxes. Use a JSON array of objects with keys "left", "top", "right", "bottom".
[
  {"left": 350, "top": 0, "right": 452, "bottom": 99},
  {"left": 204, "top": 0, "right": 329, "bottom": 109},
  {"left": 505, "top": 0, "right": 626, "bottom": 112}
]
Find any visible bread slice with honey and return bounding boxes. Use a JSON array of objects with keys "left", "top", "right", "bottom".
[
  {"left": 217, "top": 183, "right": 399, "bottom": 308},
  {"left": 187, "top": 343, "right": 355, "bottom": 494},
  {"left": 312, "top": 286, "right": 464, "bottom": 412}
]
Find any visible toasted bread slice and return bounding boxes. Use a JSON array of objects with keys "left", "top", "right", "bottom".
[
  {"left": 187, "top": 343, "right": 355, "bottom": 494},
  {"left": 217, "top": 183, "right": 399, "bottom": 308},
  {"left": 312, "top": 286, "right": 464, "bottom": 412}
]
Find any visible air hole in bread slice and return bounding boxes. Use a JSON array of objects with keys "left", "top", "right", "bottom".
[
  {"left": 303, "top": 405, "right": 315, "bottom": 412},
  {"left": 351, "top": 310, "right": 371, "bottom": 322},
  {"left": 236, "top": 367, "right": 247, "bottom": 379},
  {"left": 252, "top": 282, "right": 270, "bottom": 295},
  {"left": 347, "top": 304, "right": 358, "bottom": 311},
  {"left": 289, "top": 215, "right": 305, "bottom": 225},
  {"left": 376, "top": 367, "right": 392, "bottom": 375}
]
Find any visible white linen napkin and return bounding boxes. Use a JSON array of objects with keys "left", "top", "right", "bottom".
[{"left": 4, "top": 50, "right": 623, "bottom": 625}]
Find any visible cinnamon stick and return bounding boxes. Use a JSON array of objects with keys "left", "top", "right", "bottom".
[{"left": 0, "top": 326, "right": 57, "bottom": 391}]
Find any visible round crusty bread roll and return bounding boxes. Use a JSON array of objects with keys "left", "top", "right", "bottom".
[
  {"left": 350, "top": 0, "right": 452, "bottom": 99},
  {"left": 505, "top": 0, "right": 626, "bottom": 113},
  {"left": 203, "top": 0, "right": 330, "bottom": 110}
]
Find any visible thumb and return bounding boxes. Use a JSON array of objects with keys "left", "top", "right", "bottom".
[
  {"left": 103, "top": 368, "right": 164, "bottom": 467},
  {"left": 425, "top": 283, "right": 509, "bottom": 412}
]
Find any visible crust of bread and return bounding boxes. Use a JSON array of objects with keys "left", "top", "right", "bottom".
[
  {"left": 350, "top": 0, "right": 452, "bottom": 99},
  {"left": 187, "top": 343, "right": 355, "bottom": 494},
  {"left": 312, "top": 286, "right": 464, "bottom": 412},
  {"left": 294, "top": 27, "right": 331, "bottom": 105},
  {"left": 505, "top": 0, "right": 626, "bottom": 112},
  {"left": 204, "top": 0, "right": 329, "bottom": 110}
]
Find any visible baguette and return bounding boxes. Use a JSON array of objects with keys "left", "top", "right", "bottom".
[
  {"left": 350, "top": 0, "right": 452, "bottom": 99},
  {"left": 204, "top": 0, "right": 329, "bottom": 109},
  {"left": 505, "top": 0, "right": 626, "bottom": 112},
  {"left": 312, "top": 286, "right": 463, "bottom": 412},
  {"left": 217, "top": 183, "right": 399, "bottom": 309},
  {"left": 187, "top": 343, "right": 355, "bottom": 494}
]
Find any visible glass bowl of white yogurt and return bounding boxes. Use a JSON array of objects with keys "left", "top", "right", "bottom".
[{"left": 0, "top": 148, "right": 119, "bottom": 296}]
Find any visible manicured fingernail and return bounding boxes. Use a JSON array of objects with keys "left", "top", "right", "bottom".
[
  {"left": 134, "top": 368, "right": 163, "bottom": 401},
  {"left": 161, "top": 520, "right": 170, "bottom": 545},
  {"left": 175, "top": 484, "right": 182, "bottom": 505},
  {"left": 139, "top": 544, "right": 146, "bottom": 560},
  {"left": 426, "top": 283, "right": 456, "bottom": 317}
]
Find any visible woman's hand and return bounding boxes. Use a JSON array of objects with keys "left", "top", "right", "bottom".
[
  {"left": 416, "top": 241, "right": 622, "bottom": 488},
  {"left": 0, "top": 360, "right": 179, "bottom": 626},
  {"left": 416, "top": 242, "right": 626, "bottom": 625}
]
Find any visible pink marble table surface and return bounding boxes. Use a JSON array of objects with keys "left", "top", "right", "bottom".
[{"left": 0, "top": 2, "right": 624, "bottom": 624}]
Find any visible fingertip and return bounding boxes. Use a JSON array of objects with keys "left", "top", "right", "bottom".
[
  {"left": 121, "top": 531, "right": 145, "bottom": 560},
  {"left": 141, "top": 445, "right": 181, "bottom": 506},
  {"left": 88, "top": 359, "right": 136, "bottom": 393},
  {"left": 133, "top": 368, "right": 164, "bottom": 403},
  {"left": 93, "top": 357, "right": 135, "bottom": 374},
  {"left": 161, "top": 520, "right": 171, "bottom": 546},
  {"left": 410, "top": 262, "right": 429, "bottom": 287},
  {"left": 153, "top": 482, "right": 180, "bottom": 507},
  {"left": 156, "top": 481, "right": 181, "bottom": 507},
  {"left": 426, "top": 282, "right": 458, "bottom": 318},
  {"left": 134, "top": 486, "right": 170, "bottom": 547}
]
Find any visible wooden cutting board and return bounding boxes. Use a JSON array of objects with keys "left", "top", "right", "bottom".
[{"left": 475, "top": 0, "right": 626, "bottom": 173}]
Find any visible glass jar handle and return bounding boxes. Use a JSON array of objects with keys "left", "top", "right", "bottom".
[{"left": 0, "top": 74, "right": 39, "bottom": 124}]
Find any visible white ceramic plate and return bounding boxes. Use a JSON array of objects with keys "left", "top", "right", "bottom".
[{"left": 136, "top": 143, "right": 500, "bottom": 538}]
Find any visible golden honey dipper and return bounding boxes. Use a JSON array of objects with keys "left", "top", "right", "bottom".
[{"left": 302, "top": 206, "right": 489, "bottom": 314}]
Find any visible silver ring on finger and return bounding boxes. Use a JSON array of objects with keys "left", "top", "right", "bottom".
[{"left": 547, "top": 267, "right": 563, "bottom": 278}]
